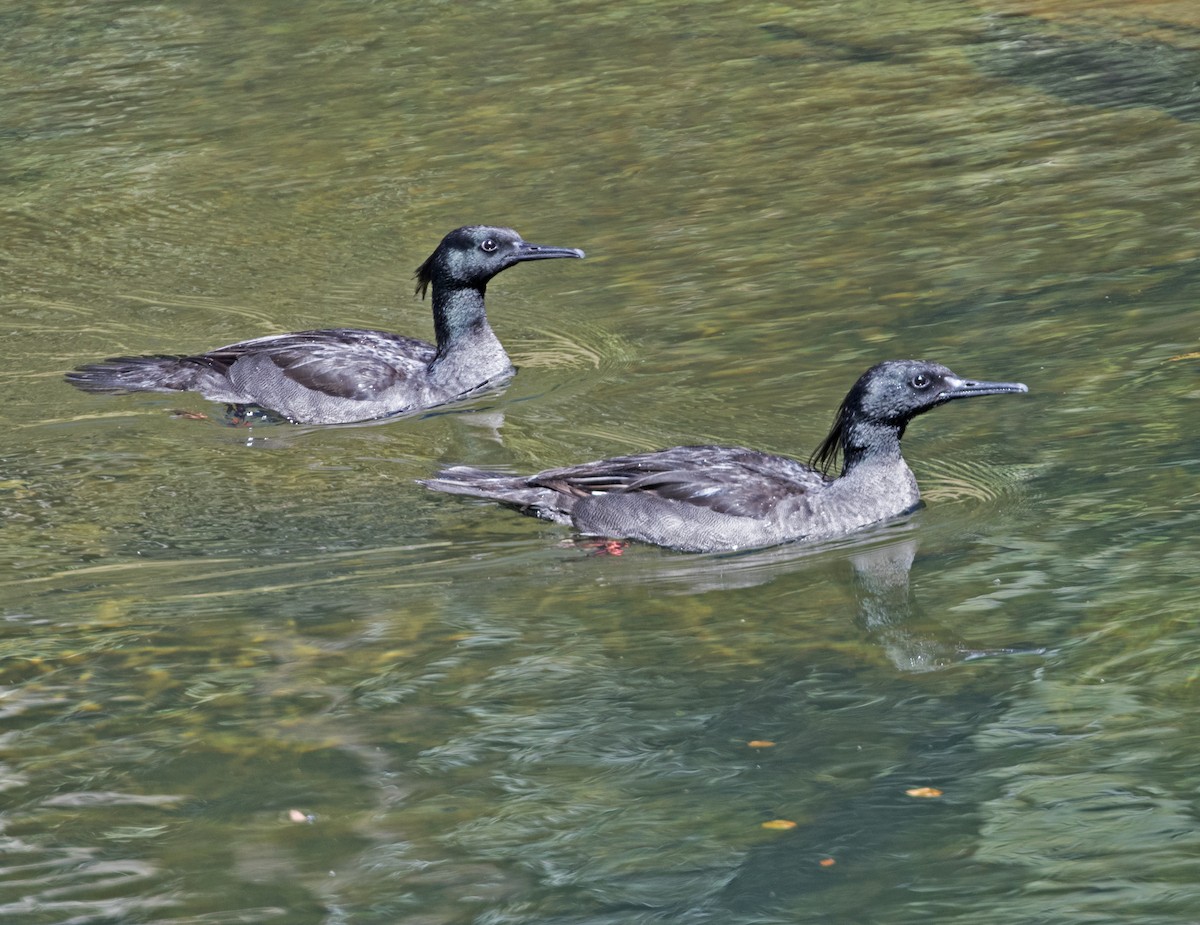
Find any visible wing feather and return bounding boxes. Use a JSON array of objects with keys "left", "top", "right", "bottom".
[
  {"left": 209, "top": 329, "right": 434, "bottom": 401},
  {"left": 531, "top": 445, "right": 827, "bottom": 519}
]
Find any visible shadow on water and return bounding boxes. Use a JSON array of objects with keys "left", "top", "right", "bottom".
[
  {"left": 975, "top": 15, "right": 1200, "bottom": 122},
  {"left": 762, "top": 12, "right": 1200, "bottom": 123},
  {"left": 848, "top": 537, "right": 1046, "bottom": 673},
  {"left": 552, "top": 517, "right": 1047, "bottom": 674}
]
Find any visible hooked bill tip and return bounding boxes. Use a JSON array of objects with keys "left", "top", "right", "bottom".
[
  {"left": 959, "top": 380, "right": 1029, "bottom": 396},
  {"left": 518, "top": 243, "right": 585, "bottom": 260}
]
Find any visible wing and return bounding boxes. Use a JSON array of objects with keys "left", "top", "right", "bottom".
[
  {"left": 531, "top": 445, "right": 828, "bottom": 519},
  {"left": 207, "top": 329, "right": 435, "bottom": 401}
]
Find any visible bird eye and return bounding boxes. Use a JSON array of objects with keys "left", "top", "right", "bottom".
[
  {"left": 911, "top": 374, "right": 930, "bottom": 389},
  {"left": 480, "top": 239, "right": 498, "bottom": 253}
]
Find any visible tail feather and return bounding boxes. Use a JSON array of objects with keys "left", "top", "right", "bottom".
[
  {"left": 419, "top": 466, "right": 575, "bottom": 524},
  {"left": 65, "top": 355, "right": 236, "bottom": 398}
]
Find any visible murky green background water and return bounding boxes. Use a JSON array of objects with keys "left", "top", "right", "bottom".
[{"left": 2, "top": 0, "right": 1199, "bottom": 922}]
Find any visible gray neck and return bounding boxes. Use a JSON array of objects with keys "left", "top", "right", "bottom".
[
  {"left": 804, "top": 454, "right": 920, "bottom": 539},
  {"left": 796, "top": 421, "right": 919, "bottom": 539},
  {"left": 428, "top": 285, "right": 513, "bottom": 392},
  {"left": 839, "top": 419, "right": 906, "bottom": 476}
]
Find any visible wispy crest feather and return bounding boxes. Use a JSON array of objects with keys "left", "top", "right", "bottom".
[
  {"left": 808, "top": 400, "right": 849, "bottom": 477},
  {"left": 413, "top": 252, "right": 435, "bottom": 299}
]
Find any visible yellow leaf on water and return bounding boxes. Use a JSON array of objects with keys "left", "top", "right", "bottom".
[
  {"left": 761, "top": 819, "right": 797, "bottom": 830},
  {"left": 905, "top": 787, "right": 943, "bottom": 798}
]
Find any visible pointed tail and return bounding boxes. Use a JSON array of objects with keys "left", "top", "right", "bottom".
[
  {"left": 419, "top": 466, "right": 575, "bottom": 525},
  {"left": 65, "top": 355, "right": 230, "bottom": 396}
]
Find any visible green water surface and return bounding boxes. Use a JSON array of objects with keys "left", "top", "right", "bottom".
[{"left": 2, "top": 1, "right": 1198, "bottom": 922}]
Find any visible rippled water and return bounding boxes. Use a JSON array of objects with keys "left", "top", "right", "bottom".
[{"left": 2, "top": 0, "right": 1199, "bottom": 922}]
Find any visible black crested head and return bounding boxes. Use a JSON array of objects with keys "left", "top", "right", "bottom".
[
  {"left": 413, "top": 225, "right": 585, "bottom": 299},
  {"left": 809, "top": 360, "right": 1028, "bottom": 476}
]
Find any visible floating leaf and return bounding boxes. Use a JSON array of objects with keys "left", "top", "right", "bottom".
[
  {"left": 761, "top": 819, "right": 797, "bottom": 830},
  {"left": 905, "top": 787, "right": 943, "bottom": 798}
]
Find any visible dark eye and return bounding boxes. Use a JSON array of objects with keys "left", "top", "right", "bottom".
[
  {"left": 911, "top": 374, "right": 930, "bottom": 389},
  {"left": 480, "top": 239, "right": 498, "bottom": 253}
]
